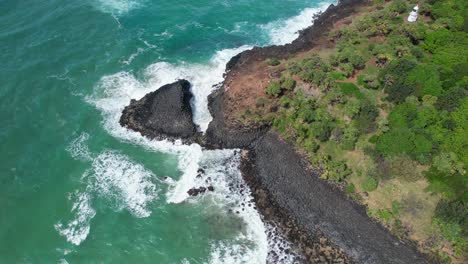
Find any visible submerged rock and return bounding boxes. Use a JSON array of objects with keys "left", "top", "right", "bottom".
[
  {"left": 120, "top": 79, "right": 197, "bottom": 140},
  {"left": 187, "top": 186, "right": 214, "bottom": 197}
]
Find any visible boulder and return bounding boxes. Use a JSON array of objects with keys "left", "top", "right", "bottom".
[{"left": 120, "top": 80, "right": 197, "bottom": 140}]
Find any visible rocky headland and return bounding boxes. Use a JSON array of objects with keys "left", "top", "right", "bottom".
[{"left": 120, "top": 0, "right": 429, "bottom": 263}]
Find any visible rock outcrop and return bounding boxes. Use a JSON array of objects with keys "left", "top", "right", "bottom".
[{"left": 120, "top": 80, "right": 198, "bottom": 140}]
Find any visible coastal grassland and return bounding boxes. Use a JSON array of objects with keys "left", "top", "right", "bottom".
[{"left": 244, "top": 0, "right": 467, "bottom": 262}]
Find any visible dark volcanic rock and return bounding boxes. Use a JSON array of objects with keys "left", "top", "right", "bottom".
[
  {"left": 187, "top": 186, "right": 214, "bottom": 197},
  {"left": 187, "top": 187, "right": 206, "bottom": 197},
  {"left": 120, "top": 80, "right": 197, "bottom": 140},
  {"left": 224, "top": 0, "right": 361, "bottom": 74},
  {"left": 243, "top": 131, "right": 427, "bottom": 264},
  {"left": 204, "top": 89, "right": 269, "bottom": 149}
]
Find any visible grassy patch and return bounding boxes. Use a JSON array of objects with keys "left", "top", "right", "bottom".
[{"left": 338, "top": 82, "right": 365, "bottom": 99}]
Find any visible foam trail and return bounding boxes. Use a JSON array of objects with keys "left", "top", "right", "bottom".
[
  {"left": 66, "top": 133, "right": 92, "bottom": 161},
  {"left": 263, "top": 1, "right": 333, "bottom": 45},
  {"left": 89, "top": 151, "right": 160, "bottom": 217},
  {"left": 85, "top": 1, "right": 339, "bottom": 261},
  {"left": 172, "top": 150, "right": 298, "bottom": 263},
  {"left": 55, "top": 191, "right": 96, "bottom": 246},
  {"left": 60, "top": 133, "right": 160, "bottom": 245},
  {"left": 95, "top": 0, "right": 143, "bottom": 15}
]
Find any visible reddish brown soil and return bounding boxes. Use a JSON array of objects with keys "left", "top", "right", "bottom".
[{"left": 221, "top": 1, "right": 372, "bottom": 126}]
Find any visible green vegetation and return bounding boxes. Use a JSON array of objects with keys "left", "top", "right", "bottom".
[
  {"left": 267, "top": 58, "right": 281, "bottom": 66},
  {"left": 255, "top": 1, "right": 467, "bottom": 261}
]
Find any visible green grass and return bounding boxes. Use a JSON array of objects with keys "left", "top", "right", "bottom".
[{"left": 338, "top": 82, "right": 365, "bottom": 99}]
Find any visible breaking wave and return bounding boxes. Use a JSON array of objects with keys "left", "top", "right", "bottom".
[
  {"left": 263, "top": 1, "right": 333, "bottom": 45},
  {"left": 57, "top": 136, "right": 160, "bottom": 245},
  {"left": 94, "top": 0, "right": 143, "bottom": 15},
  {"left": 74, "top": 1, "right": 335, "bottom": 261}
]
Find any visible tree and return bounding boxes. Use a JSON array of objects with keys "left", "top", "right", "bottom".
[
  {"left": 406, "top": 64, "right": 443, "bottom": 97},
  {"left": 354, "top": 103, "right": 379, "bottom": 133},
  {"left": 380, "top": 59, "right": 418, "bottom": 103},
  {"left": 376, "top": 128, "right": 415, "bottom": 156}
]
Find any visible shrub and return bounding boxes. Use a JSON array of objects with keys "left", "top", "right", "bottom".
[
  {"left": 340, "top": 126, "right": 359, "bottom": 150},
  {"left": 376, "top": 128, "right": 416, "bottom": 156},
  {"left": 376, "top": 208, "right": 393, "bottom": 222},
  {"left": 406, "top": 64, "right": 443, "bottom": 97},
  {"left": 340, "top": 63, "right": 355, "bottom": 77},
  {"left": 321, "top": 157, "right": 352, "bottom": 182},
  {"left": 380, "top": 59, "right": 418, "bottom": 103},
  {"left": 280, "top": 77, "right": 296, "bottom": 91},
  {"left": 330, "top": 71, "right": 347, "bottom": 80},
  {"left": 266, "top": 81, "right": 282, "bottom": 97},
  {"left": 346, "top": 183, "right": 356, "bottom": 194},
  {"left": 268, "top": 58, "right": 281, "bottom": 66},
  {"left": 358, "top": 74, "right": 380, "bottom": 89},
  {"left": 434, "top": 199, "right": 468, "bottom": 256},
  {"left": 302, "top": 138, "right": 319, "bottom": 153},
  {"left": 388, "top": 0, "right": 408, "bottom": 14},
  {"left": 436, "top": 85, "right": 468, "bottom": 112},
  {"left": 354, "top": 103, "right": 379, "bottom": 133},
  {"left": 361, "top": 177, "right": 378, "bottom": 192},
  {"left": 288, "top": 63, "right": 302, "bottom": 75},
  {"left": 392, "top": 201, "right": 402, "bottom": 217},
  {"left": 344, "top": 99, "right": 361, "bottom": 118}
]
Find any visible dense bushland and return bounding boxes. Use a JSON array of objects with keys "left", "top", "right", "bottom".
[{"left": 253, "top": 0, "right": 467, "bottom": 261}]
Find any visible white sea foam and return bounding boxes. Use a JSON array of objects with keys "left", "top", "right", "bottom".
[
  {"left": 263, "top": 1, "right": 333, "bottom": 45},
  {"left": 122, "top": 47, "right": 145, "bottom": 65},
  {"left": 143, "top": 45, "right": 251, "bottom": 132},
  {"left": 89, "top": 151, "right": 159, "bottom": 217},
  {"left": 95, "top": 0, "right": 143, "bottom": 14},
  {"left": 67, "top": 132, "right": 92, "bottom": 161},
  {"left": 84, "top": 1, "right": 337, "bottom": 261},
  {"left": 55, "top": 191, "right": 96, "bottom": 246},
  {"left": 181, "top": 150, "right": 297, "bottom": 263},
  {"left": 90, "top": 45, "right": 250, "bottom": 133},
  {"left": 60, "top": 131, "right": 161, "bottom": 245}
]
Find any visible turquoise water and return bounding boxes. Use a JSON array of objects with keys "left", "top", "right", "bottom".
[{"left": 0, "top": 0, "right": 331, "bottom": 263}]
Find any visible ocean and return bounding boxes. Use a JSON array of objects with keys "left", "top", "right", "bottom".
[{"left": 0, "top": 0, "right": 332, "bottom": 263}]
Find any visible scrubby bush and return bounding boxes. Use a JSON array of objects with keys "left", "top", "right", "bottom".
[
  {"left": 406, "top": 64, "right": 443, "bottom": 97},
  {"left": 302, "top": 138, "right": 319, "bottom": 153},
  {"left": 330, "top": 71, "right": 347, "bottom": 80},
  {"left": 320, "top": 156, "right": 352, "bottom": 182},
  {"left": 358, "top": 74, "right": 380, "bottom": 89},
  {"left": 268, "top": 58, "right": 281, "bottom": 66},
  {"left": 288, "top": 63, "right": 302, "bottom": 75},
  {"left": 436, "top": 86, "right": 468, "bottom": 112},
  {"left": 354, "top": 103, "right": 379, "bottom": 133},
  {"left": 380, "top": 59, "right": 418, "bottom": 103},
  {"left": 346, "top": 183, "right": 356, "bottom": 194},
  {"left": 340, "top": 126, "right": 359, "bottom": 150},
  {"left": 265, "top": 81, "right": 282, "bottom": 97},
  {"left": 280, "top": 77, "right": 296, "bottom": 91},
  {"left": 434, "top": 199, "right": 468, "bottom": 256},
  {"left": 331, "top": 47, "right": 366, "bottom": 70},
  {"left": 361, "top": 177, "right": 378, "bottom": 192},
  {"left": 388, "top": 0, "right": 408, "bottom": 14}
]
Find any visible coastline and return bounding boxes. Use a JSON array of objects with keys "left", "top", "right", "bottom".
[
  {"left": 241, "top": 131, "right": 426, "bottom": 263},
  {"left": 120, "top": 0, "right": 430, "bottom": 262}
]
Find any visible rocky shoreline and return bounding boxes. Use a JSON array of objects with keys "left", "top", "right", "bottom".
[{"left": 120, "top": 0, "right": 429, "bottom": 263}]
